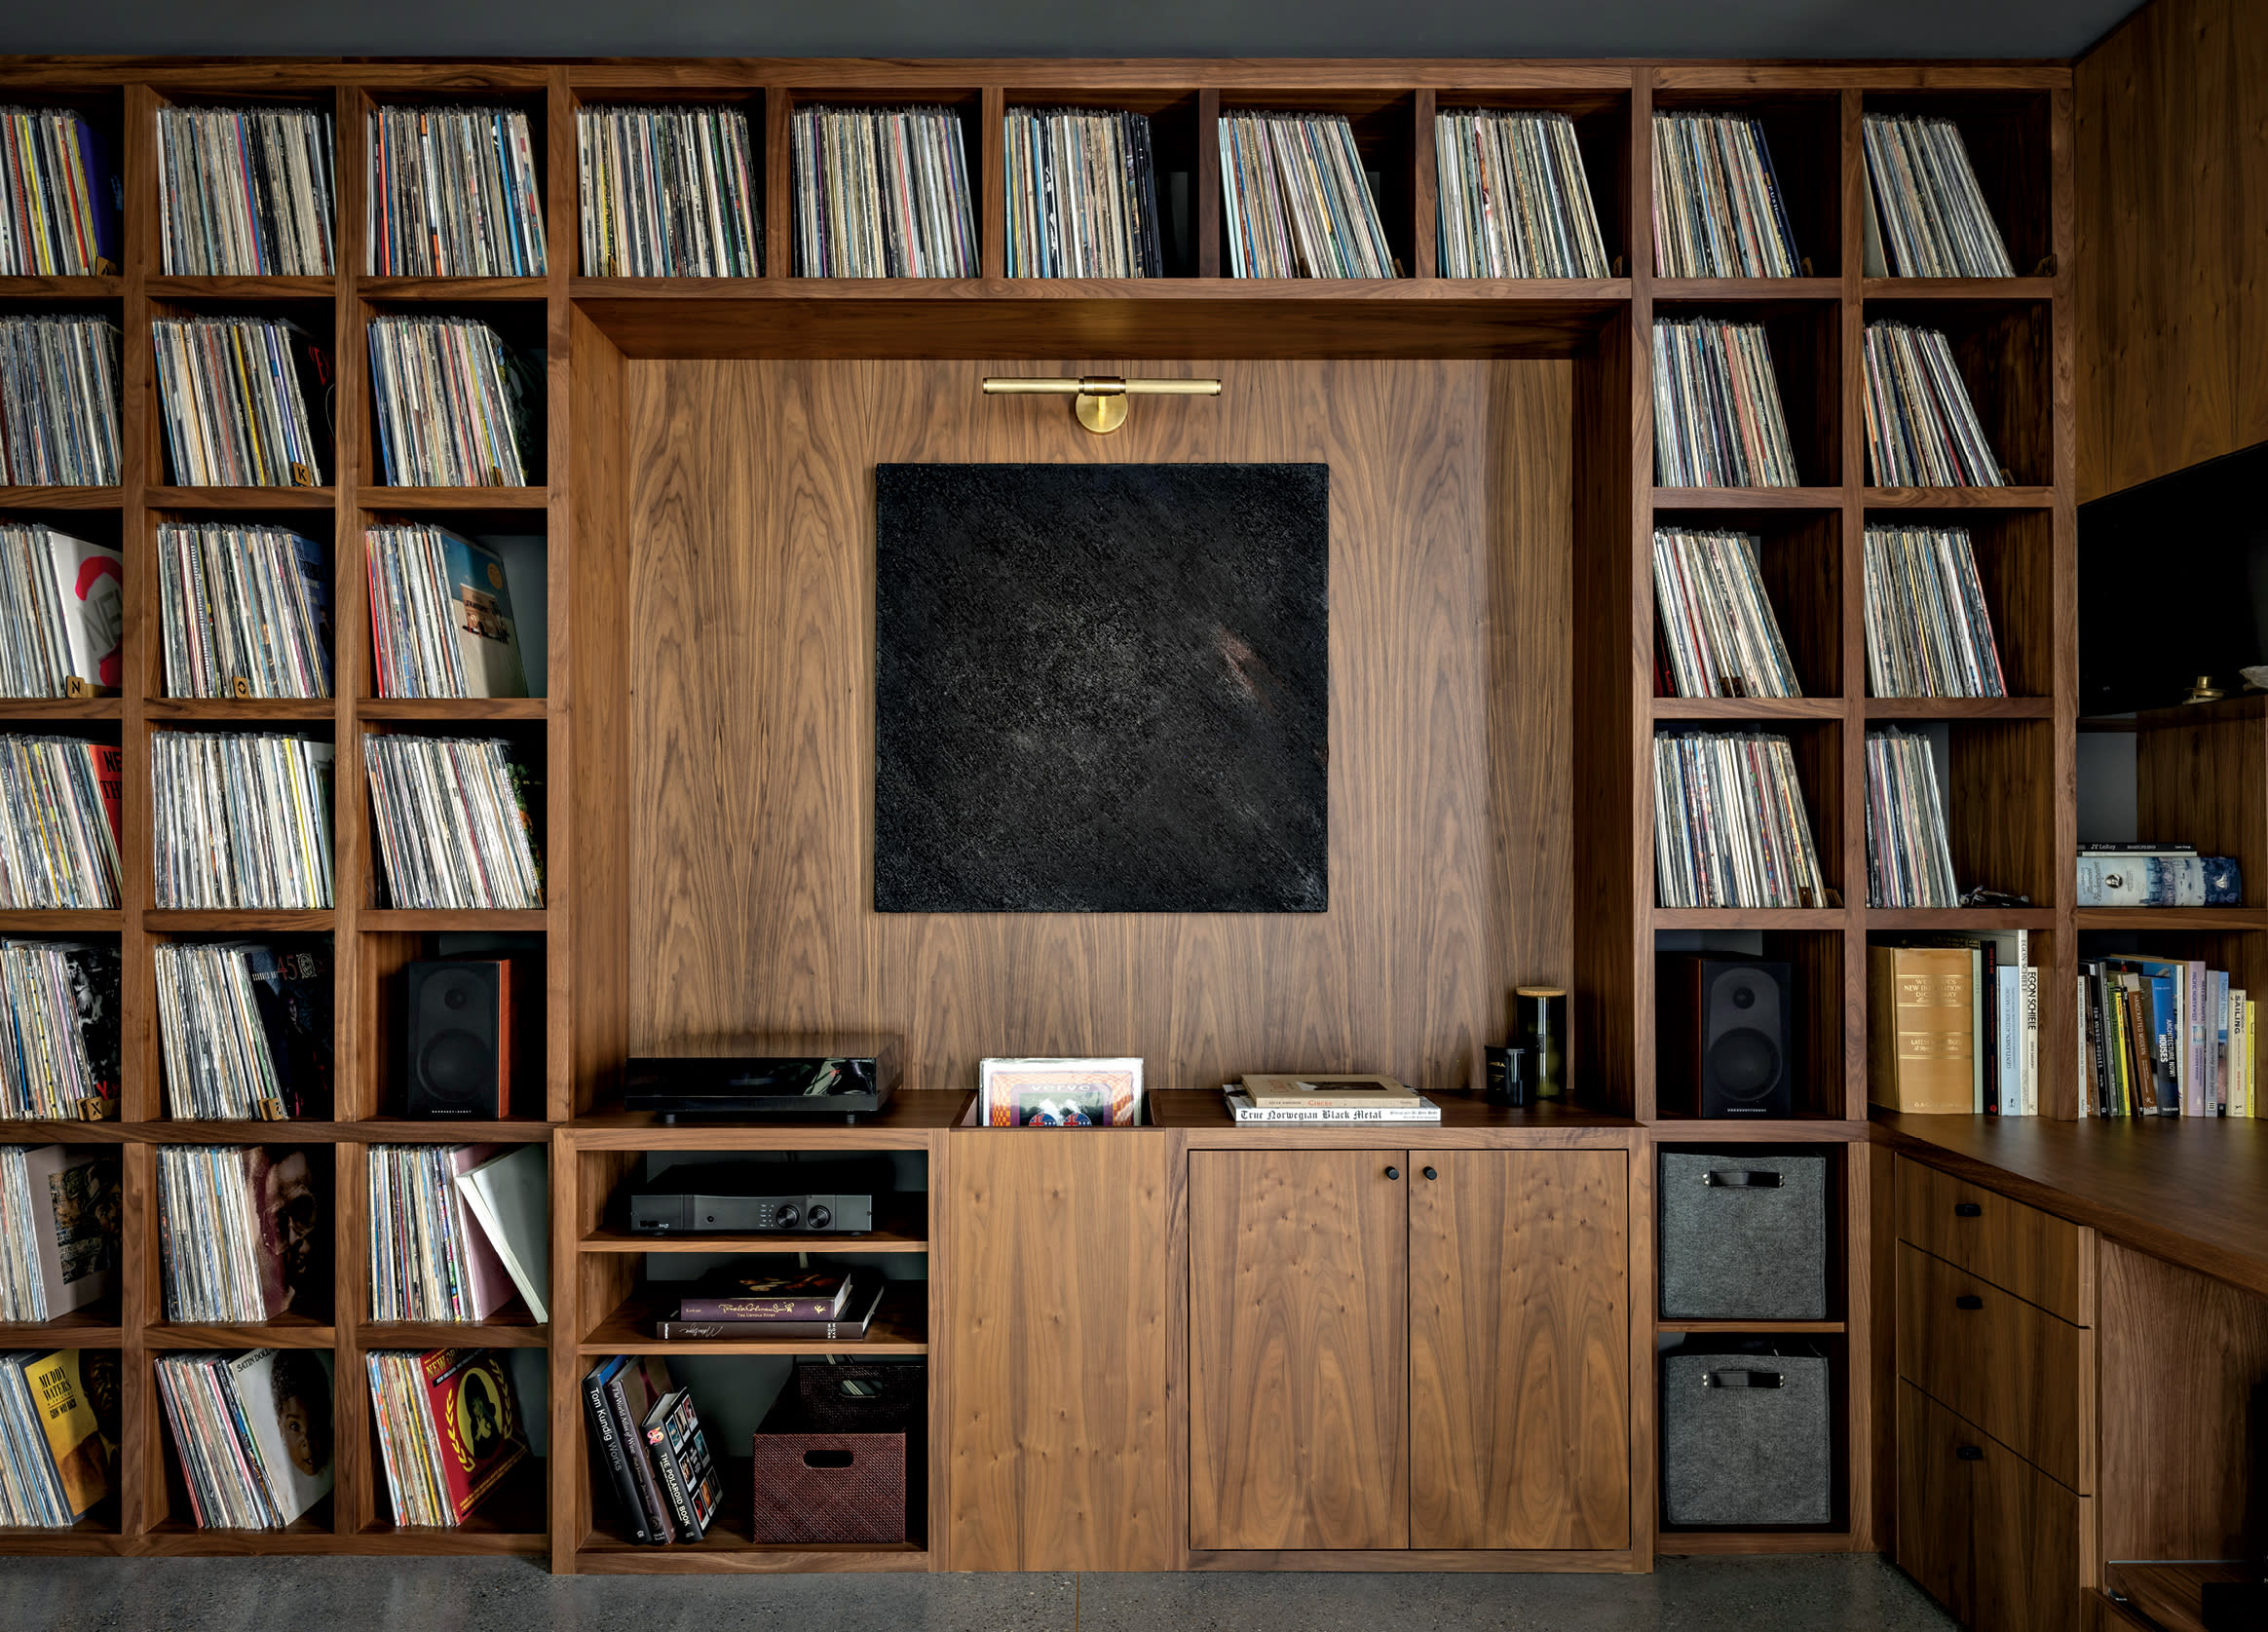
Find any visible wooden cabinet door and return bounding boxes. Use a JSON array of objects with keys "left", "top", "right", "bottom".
[
  {"left": 1897, "top": 1379, "right": 1979, "bottom": 1624},
  {"left": 1189, "top": 1149, "right": 1410, "bottom": 1550},
  {"left": 1408, "top": 1149, "right": 1630, "bottom": 1549}
]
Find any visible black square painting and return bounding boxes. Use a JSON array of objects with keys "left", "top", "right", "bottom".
[{"left": 874, "top": 463, "right": 1329, "bottom": 913}]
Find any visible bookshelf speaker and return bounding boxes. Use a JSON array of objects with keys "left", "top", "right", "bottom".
[
  {"left": 403, "top": 959, "right": 520, "bottom": 1118},
  {"left": 1658, "top": 954, "right": 1793, "bottom": 1118}
]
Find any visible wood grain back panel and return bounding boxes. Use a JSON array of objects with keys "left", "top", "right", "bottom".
[
  {"left": 622, "top": 358, "right": 1572, "bottom": 1092},
  {"left": 1408, "top": 1149, "right": 1629, "bottom": 1549},
  {"left": 1188, "top": 1148, "right": 1410, "bottom": 1550}
]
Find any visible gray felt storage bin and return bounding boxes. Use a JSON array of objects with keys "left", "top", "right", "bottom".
[
  {"left": 1661, "top": 1346, "right": 1833, "bottom": 1527},
  {"left": 1659, "top": 1150, "right": 1829, "bottom": 1319}
]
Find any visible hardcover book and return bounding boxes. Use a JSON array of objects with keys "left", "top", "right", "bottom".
[
  {"left": 2075, "top": 854, "right": 2242, "bottom": 908},
  {"left": 1867, "top": 944, "right": 1976, "bottom": 1114},
  {"left": 654, "top": 1273, "right": 886, "bottom": 1341},
  {"left": 677, "top": 1267, "right": 852, "bottom": 1322},
  {"left": 1238, "top": 1073, "right": 1418, "bottom": 1108},
  {"left": 603, "top": 1353, "right": 675, "bottom": 1542}
]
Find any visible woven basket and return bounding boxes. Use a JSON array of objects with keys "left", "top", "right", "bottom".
[{"left": 749, "top": 1427, "right": 907, "bottom": 1544}]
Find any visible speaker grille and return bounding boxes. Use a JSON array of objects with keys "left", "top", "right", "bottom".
[{"left": 1706, "top": 1028, "right": 1782, "bottom": 1100}]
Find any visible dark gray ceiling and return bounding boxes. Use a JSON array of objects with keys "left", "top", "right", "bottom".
[{"left": 10, "top": 0, "right": 2146, "bottom": 62}]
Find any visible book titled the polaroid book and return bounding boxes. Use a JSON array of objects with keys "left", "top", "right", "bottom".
[{"left": 1228, "top": 1074, "right": 1441, "bottom": 1123}]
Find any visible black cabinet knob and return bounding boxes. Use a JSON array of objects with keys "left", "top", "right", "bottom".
[
  {"left": 1955, "top": 1445, "right": 1984, "bottom": 1462},
  {"left": 1422, "top": 1165, "right": 1438, "bottom": 1181},
  {"left": 1955, "top": 1294, "right": 1984, "bottom": 1310},
  {"left": 1954, "top": 1202, "right": 1983, "bottom": 1217},
  {"left": 1384, "top": 1165, "right": 1401, "bottom": 1181}
]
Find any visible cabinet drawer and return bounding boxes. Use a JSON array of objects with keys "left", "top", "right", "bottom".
[
  {"left": 1897, "top": 1156, "right": 2089, "bottom": 1323},
  {"left": 1898, "top": 1381, "right": 2086, "bottom": 1632},
  {"left": 1896, "top": 1241, "right": 2091, "bottom": 1492}
]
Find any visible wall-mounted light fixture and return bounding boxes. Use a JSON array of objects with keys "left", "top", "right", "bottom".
[{"left": 980, "top": 374, "right": 1223, "bottom": 435}]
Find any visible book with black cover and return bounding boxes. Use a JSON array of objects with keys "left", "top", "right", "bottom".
[
  {"left": 581, "top": 1356, "right": 651, "bottom": 1543},
  {"left": 654, "top": 1272, "right": 886, "bottom": 1342},
  {"left": 603, "top": 1354, "right": 675, "bottom": 1543},
  {"left": 675, "top": 1266, "right": 852, "bottom": 1321}
]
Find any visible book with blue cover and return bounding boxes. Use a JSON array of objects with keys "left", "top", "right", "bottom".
[{"left": 2074, "top": 854, "right": 2241, "bottom": 908}]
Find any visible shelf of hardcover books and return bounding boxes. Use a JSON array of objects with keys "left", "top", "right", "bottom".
[
  {"left": 1649, "top": 297, "right": 1842, "bottom": 495},
  {"left": 1861, "top": 296, "right": 2052, "bottom": 492},
  {"left": 141, "top": 718, "right": 336, "bottom": 933},
  {"left": 1866, "top": 924, "right": 2060, "bottom": 1116},
  {"left": 148, "top": 932, "right": 335, "bottom": 1123},
  {"left": 1647, "top": 89, "right": 1842, "bottom": 279},
  {"left": 1000, "top": 90, "right": 1201, "bottom": 280},
  {"left": 1651, "top": 1330, "right": 1851, "bottom": 1546},
  {"left": 356, "top": 720, "right": 547, "bottom": 925},
  {"left": 1652, "top": 934, "right": 1846, "bottom": 1120},
  {"left": 1861, "top": 506, "right": 2052, "bottom": 708},
  {"left": 1215, "top": 90, "right": 1418, "bottom": 280},
  {"left": 782, "top": 88, "right": 988, "bottom": 280},
  {"left": 1650, "top": 718, "right": 1845, "bottom": 927},
  {"left": 568, "top": 90, "right": 768, "bottom": 280},
  {"left": 142, "top": 89, "right": 340, "bottom": 299},
  {"left": 359, "top": 297, "right": 547, "bottom": 502},
  {"left": 144, "top": 294, "right": 338, "bottom": 500},
  {"left": 2070, "top": 930, "right": 2267, "bottom": 1120},
  {"left": 1859, "top": 92, "right": 2053, "bottom": 280},
  {"left": 1433, "top": 87, "right": 1631, "bottom": 280},
  {"left": 0, "top": 1347, "right": 121, "bottom": 1542},
  {"left": 140, "top": 506, "right": 336, "bottom": 719},
  {"left": 1650, "top": 506, "right": 1842, "bottom": 708},
  {"left": 359, "top": 1347, "right": 547, "bottom": 1542},
  {"left": 355, "top": 510, "right": 547, "bottom": 714},
  {"left": 355, "top": 933, "right": 547, "bottom": 1125},
  {"left": 146, "top": 1346, "right": 338, "bottom": 1543}
]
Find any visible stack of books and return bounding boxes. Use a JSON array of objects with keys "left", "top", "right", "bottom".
[
  {"left": 367, "top": 105, "right": 547, "bottom": 277},
  {"left": 1226, "top": 1073, "right": 1440, "bottom": 1124},
  {"left": 154, "top": 941, "right": 330, "bottom": 1120},
  {"left": 1864, "top": 728, "right": 1959, "bottom": 909},
  {"left": 0, "top": 1146, "right": 115, "bottom": 1319},
  {"left": 0, "top": 315, "right": 123, "bottom": 486},
  {"left": 367, "top": 316, "right": 536, "bottom": 487},
  {"left": 1434, "top": 109, "right": 1610, "bottom": 279},
  {"left": 156, "top": 104, "right": 336, "bottom": 275},
  {"left": 1651, "top": 317, "right": 1801, "bottom": 486},
  {"left": 363, "top": 735, "right": 543, "bottom": 910},
  {"left": 157, "top": 1144, "right": 321, "bottom": 1321},
  {"left": 1862, "top": 320, "right": 2004, "bottom": 487},
  {"left": 152, "top": 316, "right": 330, "bottom": 487},
  {"left": 1870, "top": 935, "right": 2037, "bottom": 1116},
  {"left": 158, "top": 521, "right": 332, "bottom": 699},
  {"left": 1002, "top": 105, "right": 1164, "bottom": 279},
  {"left": 368, "top": 1143, "right": 547, "bottom": 1322},
  {"left": 649, "top": 1265, "right": 885, "bottom": 1341},
  {"left": 366, "top": 523, "right": 530, "bottom": 698},
  {"left": 1862, "top": 114, "right": 2014, "bottom": 279},
  {"left": 0, "top": 1349, "right": 113, "bottom": 1528},
  {"left": 790, "top": 104, "right": 977, "bottom": 278},
  {"left": 582, "top": 1354, "right": 723, "bottom": 1544},
  {"left": 2081, "top": 943, "right": 2254, "bottom": 1118},
  {"left": 0, "top": 735, "right": 121, "bottom": 909},
  {"left": 0, "top": 106, "right": 117, "bottom": 274},
  {"left": 577, "top": 102, "right": 762, "bottom": 278},
  {"left": 1652, "top": 525, "right": 1800, "bottom": 699},
  {"left": 368, "top": 1348, "right": 531, "bottom": 1527},
  {"left": 1650, "top": 111, "right": 1802, "bottom": 278},
  {"left": 1862, "top": 524, "right": 2006, "bottom": 698},
  {"left": 150, "top": 731, "right": 333, "bottom": 909},
  {"left": 0, "top": 521, "right": 124, "bottom": 698},
  {"left": 155, "top": 1350, "right": 333, "bottom": 1529},
  {"left": 1652, "top": 730, "right": 1827, "bottom": 909},
  {"left": 1219, "top": 110, "right": 1396, "bottom": 279},
  {"left": 0, "top": 942, "right": 119, "bottom": 1120},
  {"left": 2074, "top": 843, "right": 2242, "bottom": 908}
]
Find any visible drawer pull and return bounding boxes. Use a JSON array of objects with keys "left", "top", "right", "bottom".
[
  {"left": 1702, "top": 1369, "right": 1784, "bottom": 1389},
  {"left": 1955, "top": 1294, "right": 1984, "bottom": 1310},
  {"left": 1384, "top": 1166, "right": 1400, "bottom": 1181},
  {"left": 1705, "top": 1169, "right": 1784, "bottom": 1188},
  {"left": 1953, "top": 1202, "right": 1983, "bottom": 1217},
  {"left": 1421, "top": 1165, "right": 1438, "bottom": 1181},
  {"left": 1955, "top": 1445, "right": 1984, "bottom": 1462}
]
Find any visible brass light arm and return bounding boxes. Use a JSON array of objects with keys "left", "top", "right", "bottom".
[{"left": 981, "top": 374, "right": 1223, "bottom": 435}]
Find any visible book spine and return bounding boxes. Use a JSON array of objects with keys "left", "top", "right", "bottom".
[
  {"left": 675, "top": 1295, "right": 844, "bottom": 1321},
  {"left": 583, "top": 1371, "right": 650, "bottom": 1544},
  {"left": 646, "top": 1421, "right": 701, "bottom": 1539},
  {"left": 653, "top": 1317, "right": 850, "bottom": 1341},
  {"left": 606, "top": 1373, "right": 674, "bottom": 1543},
  {"left": 1228, "top": 1109, "right": 1443, "bottom": 1124}
]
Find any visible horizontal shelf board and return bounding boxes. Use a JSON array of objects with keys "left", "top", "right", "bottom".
[
  {"left": 358, "top": 1317, "right": 548, "bottom": 1348},
  {"left": 0, "top": 909, "right": 122, "bottom": 932},
  {"left": 1650, "top": 908, "right": 1848, "bottom": 929},
  {"left": 574, "top": 274, "right": 1632, "bottom": 302},
  {"left": 1655, "top": 1318, "right": 1847, "bottom": 1333},
  {"left": 573, "top": 1538, "right": 928, "bottom": 1573},
  {"left": 1863, "top": 486, "right": 2055, "bottom": 510},
  {"left": 1862, "top": 277, "right": 2056, "bottom": 302},
  {"left": 358, "top": 908, "right": 548, "bottom": 930},
  {"left": 1863, "top": 908, "right": 2056, "bottom": 930},
  {"left": 568, "top": 1092, "right": 970, "bottom": 1142},
  {"left": 1649, "top": 278, "right": 1842, "bottom": 302},
  {"left": 0, "top": 1521, "right": 120, "bottom": 1552},
  {"left": 1650, "top": 697, "right": 1842, "bottom": 721},
  {"left": 148, "top": 275, "right": 337, "bottom": 300},
  {"left": 357, "top": 698, "right": 549, "bottom": 720},
  {"left": 1654, "top": 1530, "right": 1861, "bottom": 1554},
  {"left": 335, "top": 1119, "right": 555, "bottom": 1143},
  {"left": 359, "top": 485, "right": 548, "bottom": 511},
  {"left": 1650, "top": 1120, "right": 1871, "bottom": 1141},
  {"left": 581, "top": 1283, "right": 927, "bottom": 1354},
  {"left": 0, "top": 1118, "right": 132, "bottom": 1141},
  {"left": 2073, "top": 907, "right": 2268, "bottom": 930},
  {"left": 348, "top": 1525, "right": 548, "bottom": 1555},
  {"left": 136, "top": 1518, "right": 349, "bottom": 1555},
  {"left": 145, "top": 909, "right": 334, "bottom": 932},
  {"left": 143, "top": 698, "right": 335, "bottom": 722},
  {"left": 1650, "top": 487, "right": 1844, "bottom": 511},
  {"left": 0, "top": 275, "right": 123, "bottom": 299},
  {"left": 147, "top": 485, "right": 334, "bottom": 510},
  {"left": 358, "top": 276, "right": 548, "bottom": 302},
  {"left": 0, "top": 697, "right": 122, "bottom": 720},
  {"left": 0, "top": 486, "right": 122, "bottom": 511},
  {"left": 1153, "top": 1087, "right": 1641, "bottom": 1135},
  {"left": 582, "top": 1207, "right": 929, "bottom": 1254},
  {"left": 148, "top": 1316, "right": 336, "bottom": 1349},
  {"left": 1862, "top": 696, "right": 2055, "bottom": 719},
  {"left": 0, "top": 1309, "right": 123, "bottom": 1346}
]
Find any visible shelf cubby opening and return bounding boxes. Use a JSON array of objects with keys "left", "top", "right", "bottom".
[
  {"left": 1213, "top": 89, "right": 1418, "bottom": 281},
  {"left": 1651, "top": 505, "right": 1842, "bottom": 701},
  {"left": 142, "top": 1139, "right": 337, "bottom": 1330},
  {"left": 1654, "top": 716, "right": 1846, "bottom": 912},
  {"left": 359, "top": 87, "right": 550, "bottom": 283},
  {"left": 1863, "top": 295, "right": 2053, "bottom": 488},
  {"left": 1002, "top": 89, "right": 1202, "bottom": 280},
  {"left": 148, "top": 930, "right": 336, "bottom": 1124},
  {"left": 0, "top": 89, "right": 126, "bottom": 285},
  {"left": 149, "top": 1344, "right": 340, "bottom": 1537},
  {"left": 355, "top": 718, "right": 546, "bottom": 915},
  {"left": 1651, "top": 296, "right": 1842, "bottom": 489},
  {"left": 1652, "top": 930, "right": 1847, "bottom": 1120},
  {"left": 779, "top": 87, "right": 986, "bottom": 280},
  {"left": 1432, "top": 87, "right": 1632, "bottom": 280},
  {"left": 1860, "top": 91, "right": 2053, "bottom": 279},
  {"left": 566, "top": 87, "right": 769, "bottom": 281},
  {"left": 145, "top": 89, "right": 342, "bottom": 286},
  {"left": 356, "top": 929, "right": 546, "bottom": 1123},
  {"left": 1646, "top": 89, "right": 1842, "bottom": 279},
  {"left": 145, "top": 293, "right": 339, "bottom": 493},
  {"left": 355, "top": 506, "right": 549, "bottom": 704},
  {"left": 144, "top": 504, "right": 339, "bottom": 706},
  {"left": 354, "top": 1346, "right": 547, "bottom": 1541},
  {"left": 359, "top": 296, "right": 548, "bottom": 492},
  {"left": 1863, "top": 505, "right": 2052, "bottom": 702},
  {"left": 1653, "top": 1328, "right": 1850, "bottom": 1537}
]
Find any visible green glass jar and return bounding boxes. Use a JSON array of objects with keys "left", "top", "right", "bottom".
[{"left": 1514, "top": 986, "right": 1568, "bottom": 1099}]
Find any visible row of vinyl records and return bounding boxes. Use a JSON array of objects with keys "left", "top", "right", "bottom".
[
  {"left": 0, "top": 727, "right": 540, "bottom": 910},
  {"left": 1651, "top": 727, "right": 1961, "bottom": 910},
  {"left": 6, "top": 98, "right": 2021, "bottom": 283}
]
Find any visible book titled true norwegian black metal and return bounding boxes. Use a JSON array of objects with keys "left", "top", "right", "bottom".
[{"left": 623, "top": 1038, "right": 900, "bottom": 1122}]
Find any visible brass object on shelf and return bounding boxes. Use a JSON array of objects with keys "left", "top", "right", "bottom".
[
  {"left": 2184, "top": 674, "right": 2227, "bottom": 704},
  {"left": 981, "top": 374, "right": 1222, "bottom": 436}
]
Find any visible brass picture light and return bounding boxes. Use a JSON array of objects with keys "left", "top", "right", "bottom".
[{"left": 980, "top": 374, "right": 1223, "bottom": 435}]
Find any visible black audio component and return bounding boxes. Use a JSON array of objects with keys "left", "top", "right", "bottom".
[
  {"left": 1657, "top": 954, "right": 1795, "bottom": 1118},
  {"left": 627, "top": 1158, "right": 895, "bottom": 1234},
  {"left": 623, "top": 1038, "right": 901, "bottom": 1123},
  {"left": 402, "top": 959, "right": 530, "bottom": 1119}
]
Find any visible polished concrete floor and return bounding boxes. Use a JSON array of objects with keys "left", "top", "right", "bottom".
[{"left": 0, "top": 1554, "right": 1956, "bottom": 1630}]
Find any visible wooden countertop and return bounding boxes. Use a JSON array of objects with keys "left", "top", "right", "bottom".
[{"left": 1872, "top": 1111, "right": 2268, "bottom": 1299}]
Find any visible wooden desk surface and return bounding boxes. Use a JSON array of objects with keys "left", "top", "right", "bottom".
[{"left": 1872, "top": 1112, "right": 2268, "bottom": 1299}]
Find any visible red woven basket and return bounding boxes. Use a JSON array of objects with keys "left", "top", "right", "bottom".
[{"left": 749, "top": 1428, "right": 907, "bottom": 1544}]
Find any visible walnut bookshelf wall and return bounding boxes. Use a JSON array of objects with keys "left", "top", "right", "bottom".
[{"left": 0, "top": 56, "right": 2074, "bottom": 1573}]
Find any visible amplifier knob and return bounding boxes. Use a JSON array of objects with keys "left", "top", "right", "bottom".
[
  {"left": 775, "top": 1205, "right": 800, "bottom": 1230},
  {"left": 808, "top": 1205, "right": 832, "bottom": 1230}
]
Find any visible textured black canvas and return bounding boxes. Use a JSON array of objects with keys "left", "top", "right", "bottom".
[{"left": 874, "top": 462, "right": 1329, "bottom": 914}]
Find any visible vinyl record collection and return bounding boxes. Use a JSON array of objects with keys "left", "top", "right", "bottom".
[
  {"left": 0, "top": 314, "right": 123, "bottom": 486},
  {"left": 0, "top": 1145, "right": 116, "bottom": 1319},
  {"left": 1433, "top": 108, "right": 1611, "bottom": 279},
  {"left": 0, "top": 1348, "right": 113, "bottom": 1527},
  {"left": 158, "top": 521, "right": 332, "bottom": 699},
  {"left": 2082, "top": 947, "right": 2256, "bottom": 1118},
  {"left": 0, "top": 521, "right": 123, "bottom": 698},
  {"left": 367, "top": 1347, "right": 530, "bottom": 1527},
  {"left": 366, "top": 523, "right": 529, "bottom": 698},
  {"left": 157, "top": 1143, "right": 319, "bottom": 1322},
  {"left": 1864, "top": 728, "right": 1959, "bottom": 909},
  {"left": 368, "top": 1143, "right": 523, "bottom": 1322},
  {"left": 1652, "top": 730, "right": 1826, "bottom": 909},
  {"left": 1219, "top": 110, "right": 1397, "bottom": 278},
  {"left": 0, "top": 735, "right": 121, "bottom": 909},
  {"left": 367, "top": 104, "right": 547, "bottom": 277},
  {"left": 367, "top": 315, "right": 534, "bottom": 487},
  {"left": 0, "top": 105, "right": 117, "bottom": 274},
  {"left": 0, "top": 941, "right": 118, "bottom": 1120},
  {"left": 1652, "top": 525, "right": 1801, "bottom": 699},
  {"left": 156, "top": 104, "right": 336, "bottom": 276},
  {"left": 790, "top": 104, "right": 978, "bottom": 278},
  {"left": 151, "top": 316, "right": 330, "bottom": 487},
  {"left": 1861, "top": 113, "right": 2014, "bottom": 279},
  {"left": 1862, "top": 320, "right": 2004, "bottom": 487},
  {"left": 1862, "top": 523, "right": 2006, "bottom": 698},
  {"left": 1651, "top": 317, "right": 1801, "bottom": 487},
  {"left": 155, "top": 941, "right": 331, "bottom": 1120},
  {"left": 362, "top": 734, "right": 542, "bottom": 910},
  {"left": 149, "top": 731, "right": 334, "bottom": 909},
  {"left": 1002, "top": 106, "right": 1163, "bottom": 279},
  {"left": 155, "top": 1349, "right": 333, "bottom": 1529},
  {"left": 584, "top": 1353, "right": 724, "bottom": 1544},
  {"left": 1649, "top": 111, "right": 1802, "bottom": 277},
  {"left": 577, "top": 103, "right": 762, "bottom": 277}
]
